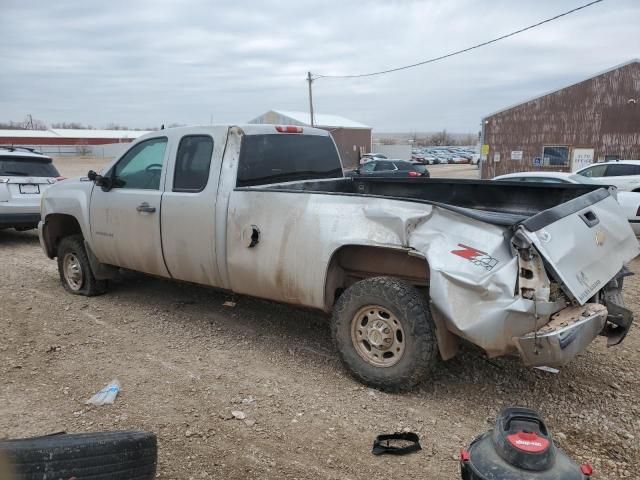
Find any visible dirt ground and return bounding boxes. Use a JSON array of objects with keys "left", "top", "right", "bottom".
[{"left": 1, "top": 157, "right": 638, "bottom": 479}]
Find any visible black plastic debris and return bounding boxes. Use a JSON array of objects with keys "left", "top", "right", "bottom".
[{"left": 372, "top": 432, "right": 422, "bottom": 456}]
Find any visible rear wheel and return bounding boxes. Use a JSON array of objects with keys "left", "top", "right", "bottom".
[
  {"left": 332, "top": 277, "right": 438, "bottom": 391},
  {"left": 57, "top": 234, "right": 107, "bottom": 296}
]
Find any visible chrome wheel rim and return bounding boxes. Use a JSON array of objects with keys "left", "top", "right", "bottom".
[
  {"left": 63, "top": 252, "right": 83, "bottom": 291},
  {"left": 351, "top": 305, "right": 405, "bottom": 367}
]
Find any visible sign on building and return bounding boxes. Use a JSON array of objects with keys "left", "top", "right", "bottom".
[
  {"left": 571, "top": 148, "right": 595, "bottom": 172},
  {"left": 493, "top": 152, "right": 500, "bottom": 163},
  {"left": 511, "top": 150, "right": 523, "bottom": 161},
  {"left": 533, "top": 157, "right": 542, "bottom": 167},
  {"left": 481, "top": 144, "right": 489, "bottom": 160}
]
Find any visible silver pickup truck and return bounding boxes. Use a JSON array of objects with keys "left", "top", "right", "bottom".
[{"left": 39, "top": 125, "right": 639, "bottom": 391}]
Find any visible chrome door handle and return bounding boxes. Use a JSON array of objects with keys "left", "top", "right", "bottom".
[{"left": 136, "top": 202, "right": 156, "bottom": 213}]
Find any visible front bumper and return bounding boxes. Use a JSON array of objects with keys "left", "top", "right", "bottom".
[
  {"left": 514, "top": 304, "right": 608, "bottom": 367},
  {"left": 0, "top": 213, "right": 41, "bottom": 229}
]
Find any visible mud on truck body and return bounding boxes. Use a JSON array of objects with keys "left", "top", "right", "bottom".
[{"left": 39, "top": 125, "right": 639, "bottom": 390}]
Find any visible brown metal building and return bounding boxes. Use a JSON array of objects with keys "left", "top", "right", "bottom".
[
  {"left": 248, "top": 110, "right": 372, "bottom": 169},
  {"left": 481, "top": 59, "right": 640, "bottom": 179}
]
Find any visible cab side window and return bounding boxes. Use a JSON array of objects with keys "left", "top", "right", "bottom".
[
  {"left": 173, "top": 135, "right": 214, "bottom": 192},
  {"left": 578, "top": 164, "right": 607, "bottom": 178},
  {"left": 113, "top": 137, "right": 168, "bottom": 190}
]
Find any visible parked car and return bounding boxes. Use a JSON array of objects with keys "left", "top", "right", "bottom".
[
  {"left": 0, "top": 146, "right": 64, "bottom": 230},
  {"left": 39, "top": 125, "right": 638, "bottom": 391},
  {"left": 575, "top": 160, "right": 640, "bottom": 191},
  {"left": 347, "top": 159, "right": 430, "bottom": 178},
  {"left": 494, "top": 171, "right": 640, "bottom": 235},
  {"left": 448, "top": 156, "right": 470, "bottom": 164}
]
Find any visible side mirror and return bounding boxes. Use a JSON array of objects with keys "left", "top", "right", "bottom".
[{"left": 88, "top": 170, "right": 112, "bottom": 191}]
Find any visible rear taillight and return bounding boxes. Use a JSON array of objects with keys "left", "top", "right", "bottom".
[
  {"left": 408, "top": 171, "right": 421, "bottom": 177},
  {"left": 275, "top": 125, "right": 303, "bottom": 133}
]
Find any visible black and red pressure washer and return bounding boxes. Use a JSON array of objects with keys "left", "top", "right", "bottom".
[{"left": 460, "top": 407, "right": 593, "bottom": 479}]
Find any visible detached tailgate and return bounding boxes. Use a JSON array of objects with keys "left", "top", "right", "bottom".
[{"left": 521, "top": 189, "right": 639, "bottom": 304}]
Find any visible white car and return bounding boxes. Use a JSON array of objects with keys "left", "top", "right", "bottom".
[
  {"left": 494, "top": 171, "right": 640, "bottom": 235},
  {"left": 0, "top": 147, "right": 63, "bottom": 231},
  {"left": 575, "top": 160, "right": 640, "bottom": 192}
]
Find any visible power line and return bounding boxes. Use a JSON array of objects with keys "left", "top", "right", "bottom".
[{"left": 313, "top": 0, "right": 603, "bottom": 79}]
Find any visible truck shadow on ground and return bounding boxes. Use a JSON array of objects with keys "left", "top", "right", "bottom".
[
  {"left": 105, "top": 271, "right": 590, "bottom": 402},
  {"left": 0, "top": 229, "right": 40, "bottom": 246}
]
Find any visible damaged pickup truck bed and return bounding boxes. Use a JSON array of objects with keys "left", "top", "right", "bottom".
[{"left": 39, "top": 125, "right": 640, "bottom": 391}]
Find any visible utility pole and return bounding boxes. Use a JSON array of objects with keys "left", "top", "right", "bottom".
[{"left": 307, "top": 72, "right": 315, "bottom": 127}]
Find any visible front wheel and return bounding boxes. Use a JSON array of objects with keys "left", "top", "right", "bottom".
[
  {"left": 331, "top": 277, "right": 438, "bottom": 391},
  {"left": 57, "top": 234, "right": 107, "bottom": 296}
]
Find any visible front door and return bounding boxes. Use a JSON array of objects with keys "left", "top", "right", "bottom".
[{"left": 89, "top": 136, "right": 170, "bottom": 276}]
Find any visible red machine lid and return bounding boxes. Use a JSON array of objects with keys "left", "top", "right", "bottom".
[{"left": 506, "top": 431, "right": 550, "bottom": 453}]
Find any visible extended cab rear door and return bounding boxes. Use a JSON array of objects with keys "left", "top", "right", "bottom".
[
  {"left": 521, "top": 189, "right": 639, "bottom": 304},
  {"left": 159, "top": 127, "right": 228, "bottom": 287},
  {"left": 89, "top": 136, "right": 170, "bottom": 276}
]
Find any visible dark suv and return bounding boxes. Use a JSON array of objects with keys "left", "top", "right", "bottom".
[{"left": 348, "top": 160, "right": 430, "bottom": 178}]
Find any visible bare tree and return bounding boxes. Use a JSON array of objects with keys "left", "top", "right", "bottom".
[{"left": 428, "top": 129, "right": 455, "bottom": 146}]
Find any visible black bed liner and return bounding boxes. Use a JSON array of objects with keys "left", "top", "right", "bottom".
[{"left": 238, "top": 177, "right": 609, "bottom": 228}]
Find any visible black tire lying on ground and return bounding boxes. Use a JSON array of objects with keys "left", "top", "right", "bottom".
[{"left": 0, "top": 431, "right": 157, "bottom": 480}]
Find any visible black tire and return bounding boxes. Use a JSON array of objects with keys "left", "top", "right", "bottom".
[
  {"left": 57, "top": 234, "right": 108, "bottom": 296},
  {"left": 0, "top": 430, "right": 157, "bottom": 480},
  {"left": 331, "top": 277, "right": 438, "bottom": 392}
]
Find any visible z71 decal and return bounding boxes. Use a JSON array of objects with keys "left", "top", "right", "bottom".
[{"left": 451, "top": 244, "right": 499, "bottom": 271}]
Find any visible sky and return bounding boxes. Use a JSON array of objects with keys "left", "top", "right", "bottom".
[{"left": 1, "top": 0, "right": 638, "bottom": 133}]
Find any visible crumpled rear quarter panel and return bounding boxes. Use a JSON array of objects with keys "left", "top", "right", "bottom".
[{"left": 228, "top": 189, "right": 536, "bottom": 356}]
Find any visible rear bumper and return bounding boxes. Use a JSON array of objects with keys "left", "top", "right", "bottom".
[
  {"left": 514, "top": 304, "right": 608, "bottom": 367},
  {"left": 0, "top": 213, "right": 41, "bottom": 229}
]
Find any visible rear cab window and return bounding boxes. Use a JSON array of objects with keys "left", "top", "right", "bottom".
[
  {"left": 236, "top": 134, "right": 342, "bottom": 187},
  {"left": 0, "top": 155, "right": 59, "bottom": 177}
]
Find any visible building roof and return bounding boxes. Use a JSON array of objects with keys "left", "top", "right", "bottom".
[
  {"left": 0, "top": 128, "right": 151, "bottom": 139},
  {"left": 251, "top": 110, "right": 370, "bottom": 129},
  {"left": 48, "top": 129, "right": 150, "bottom": 139},
  {"left": 484, "top": 59, "right": 640, "bottom": 119},
  {"left": 0, "top": 129, "right": 59, "bottom": 138}
]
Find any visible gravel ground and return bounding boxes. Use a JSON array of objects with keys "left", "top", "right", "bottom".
[{"left": 1, "top": 157, "right": 638, "bottom": 479}]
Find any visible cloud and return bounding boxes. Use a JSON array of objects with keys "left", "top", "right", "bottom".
[{"left": 1, "top": 0, "right": 638, "bottom": 131}]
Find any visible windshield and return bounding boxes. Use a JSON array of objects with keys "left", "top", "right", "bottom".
[
  {"left": 237, "top": 134, "right": 343, "bottom": 187},
  {"left": 412, "top": 164, "right": 428, "bottom": 173},
  {"left": 0, "top": 156, "right": 59, "bottom": 177}
]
